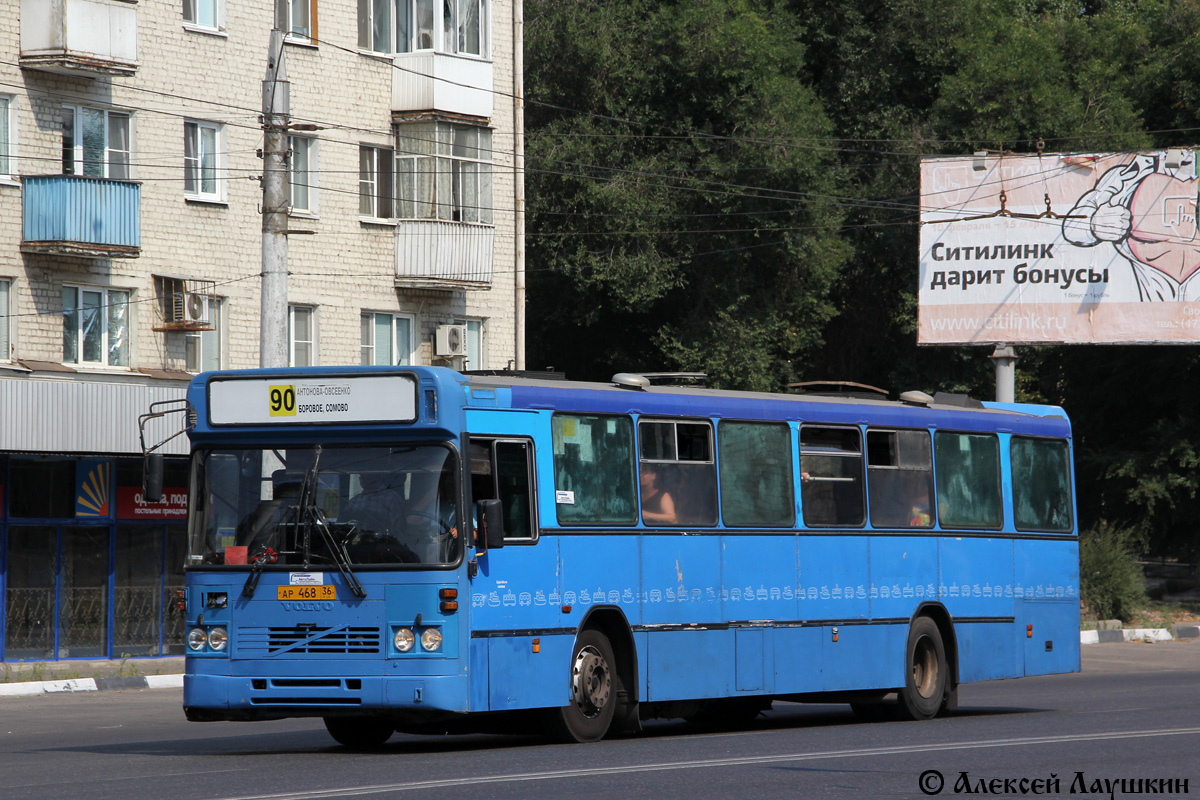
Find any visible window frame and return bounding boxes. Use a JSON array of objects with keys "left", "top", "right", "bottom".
[
  {"left": 360, "top": 311, "right": 416, "bottom": 366},
  {"left": 464, "top": 318, "right": 483, "bottom": 371},
  {"left": 469, "top": 437, "right": 539, "bottom": 544},
  {"left": 62, "top": 106, "right": 131, "bottom": 180},
  {"left": 0, "top": 95, "right": 16, "bottom": 182},
  {"left": 637, "top": 417, "right": 718, "bottom": 528},
  {"left": 865, "top": 427, "right": 935, "bottom": 529},
  {"left": 280, "top": 0, "right": 318, "bottom": 43},
  {"left": 183, "top": 0, "right": 224, "bottom": 32},
  {"left": 0, "top": 277, "right": 11, "bottom": 361},
  {"left": 288, "top": 135, "right": 318, "bottom": 215},
  {"left": 1010, "top": 435, "right": 1075, "bottom": 534},
  {"left": 717, "top": 419, "right": 795, "bottom": 529},
  {"left": 799, "top": 424, "right": 866, "bottom": 528},
  {"left": 62, "top": 284, "right": 132, "bottom": 368},
  {"left": 359, "top": 144, "right": 395, "bottom": 219},
  {"left": 184, "top": 297, "right": 222, "bottom": 374},
  {"left": 288, "top": 305, "right": 316, "bottom": 367},
  {"left": 933, "top": 430, "right": 1004, "bottom": 530},
  {"left": 184, "top": 120, "right": 225, "bottom": 202},
  {"left": 552, "top": 412, "right": 638, "bottom": 527},
  {"left": 395, "top": 120, "right": 493, "bottom": 223}
]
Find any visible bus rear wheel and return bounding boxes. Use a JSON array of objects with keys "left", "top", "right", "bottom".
[
  {"left": 898, "top": 617, "right": 948, "bottom": 721},
  {"left": 547, "top": 629, "right": 618, "bottom": 743},
  {"left": 323, "top": 715, "right": 395, "bottom": 748}
]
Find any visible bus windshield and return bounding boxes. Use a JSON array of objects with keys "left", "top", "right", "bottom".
[{"left": 189, "top": 444, "right": 460, "bottom": 567}]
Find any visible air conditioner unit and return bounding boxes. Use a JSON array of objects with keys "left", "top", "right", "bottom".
[
  {"left": 173, "top": 291, "right": 210, "bottom": 326},
  {"left": 435, "top": 324, "right": 467, "bottom": 357}
]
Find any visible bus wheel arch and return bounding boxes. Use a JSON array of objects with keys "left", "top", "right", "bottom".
[
  {"left": 547, "top": 606, "right": 638, "bottom": 742},
  {"left": 900, "top": 605, "right": 957, "bottom": 720}
]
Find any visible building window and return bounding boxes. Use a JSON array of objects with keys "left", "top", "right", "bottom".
[
  {"left": 359, "top": 145, "right": 394, "bottom": 218},
  {"left": 289, "top": 136, "right": 317, "bottom": 214},
  {"left": 184, "top": 121, "right": 223, "bottom": 201},
  {"left": 62, "top": 107, "right": 130, "bottom": 180},
  {"left": 183, "top": 0, "right": 222, "bottom": 30},
  {"left": 361, "top": 312, "right": 414, "bottom": 365},
  {"left": 0, "top": 96, "right": 14, "bottom": 179},
  {"left": 396, "top": 121, "right": 492, "bottom": 223},
  {"left": 289, "top": 305, "right": 315, "bottom": 366},
  {"left": 63, "top": 285, "right": 131, "bottom": 367},
  {"left": 465, "top": 319, "right": 483, "bottom": 370},
  {"left": 361, "top": 0, "right": 486, "bottom": 55},
  {"left": 0, "top": 278, "right": 10, "bottom": 360},
  {"left": 185, "top": 298, "right": 222, "bottom": 373},
  {"left": 280, "top": 0, "right": 317, "bottom": 41}
]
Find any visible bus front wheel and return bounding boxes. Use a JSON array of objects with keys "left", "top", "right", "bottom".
[
  {"left": 547, "top": 629, "right": 618, "bottom": 743},
  {"left": 898, "top": 617, "right": 948, "bottom": 721},
  {"left": 323, "top": 715, "right": 395, "bottom": 748}
]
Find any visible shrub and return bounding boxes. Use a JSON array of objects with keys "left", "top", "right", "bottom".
[{"left": 1079, "top": 523, "right": 1147, "bottom": 622}]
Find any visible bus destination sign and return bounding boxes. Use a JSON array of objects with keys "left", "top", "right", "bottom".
[{"left": 208, "top": 375, "right": 418, "bottom": 426}]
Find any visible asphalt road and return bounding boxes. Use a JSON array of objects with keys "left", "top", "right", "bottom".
[{"left": 1, "top": 642, "right": 1196, "bottom": 800}]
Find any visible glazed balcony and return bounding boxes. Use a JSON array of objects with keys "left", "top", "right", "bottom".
[{"left": 22, "top": 175, "right": 141, "bottom": 258}]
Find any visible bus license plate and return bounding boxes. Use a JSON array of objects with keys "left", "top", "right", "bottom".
[{"left": 277, "top": 585, "right": 336, "bottom": 601}]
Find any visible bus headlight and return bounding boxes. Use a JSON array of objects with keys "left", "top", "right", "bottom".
[
  {"left": 420, "top": 628, "right": 442, "bottom": 652},
  {"left": 394, "top": 628, "right": 415, "bottom": 653},
  {"left": 187, "top": 628, "right": 208, "bottom": 651},
  {"left": 208, "top": 627, "right": 228, "bottom": 651}
]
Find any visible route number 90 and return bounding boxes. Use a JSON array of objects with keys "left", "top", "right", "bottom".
[{"left": 269, "top": 384, "right": 297, "bottom": 416}]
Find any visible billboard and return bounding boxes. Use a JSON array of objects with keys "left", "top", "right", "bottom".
[{"left": 919, "top": 150, "right": 1198, "bottom": 344}]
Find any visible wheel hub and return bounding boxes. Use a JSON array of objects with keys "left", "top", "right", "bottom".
[{"left": 571, "top": 645, "right": 612, "bottom": 718}]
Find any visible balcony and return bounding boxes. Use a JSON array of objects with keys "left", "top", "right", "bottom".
[
  {"left": 20, "top": 0, "right": 138, "bottom": 77},
  {"left": 395, "top": 220, "right": 493, "bottom": 290},
  {"left": 22, "top": 175, "right": 141, "bottom": 258},
  {"left": 392, "top": 53, "right": 493, "bottom": 119}
]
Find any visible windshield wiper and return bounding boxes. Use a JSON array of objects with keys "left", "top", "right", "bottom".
[{"left": 242, "top": 446, "right": 366, "bottom": 599}]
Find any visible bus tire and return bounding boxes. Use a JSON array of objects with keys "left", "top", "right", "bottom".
[
  {"left": 547, "top": 629, "right": 618, "bottom": 743},
  {"left": 898, "top": 617, "right": 948, "bottom": 721},
  {"left": 323, "top": 715, "right": 395, "bottom": 748}
]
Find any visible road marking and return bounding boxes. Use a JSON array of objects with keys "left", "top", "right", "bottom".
[{"left": 213, "top": 726, "right": 1200, "bottom": 800}]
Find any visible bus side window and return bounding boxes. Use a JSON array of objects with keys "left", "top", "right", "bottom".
[
  {"left": 866, "top": 429, "right": 934, "bottom": 528},
  {"left": 469, "top": 438, "right": 537, "bottom": 541},
  {"left": 799, "top": 426, "right": 865, "bottom": 527}
]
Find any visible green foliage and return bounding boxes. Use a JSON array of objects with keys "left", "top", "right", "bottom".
[
  {"left": 1079, "top": 524, "right": 1147, "bottom": 622},
  {"left": 524, "top": 0, "right": 1200, "bottom": 560}
]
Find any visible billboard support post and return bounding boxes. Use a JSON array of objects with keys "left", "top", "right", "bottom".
[{"left": 991, "top": 344, "right": 1018, "bottom": 403}]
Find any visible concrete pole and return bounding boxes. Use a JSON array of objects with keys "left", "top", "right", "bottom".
[
  {"left": 260, "top": 30, "right": 291, "bottom": 368},
  {"left": 513, "top": 0, "right": 526, "bottom": 370},
  {"left": 990, "top": 344, "right": 1018, "bottom": 403}
]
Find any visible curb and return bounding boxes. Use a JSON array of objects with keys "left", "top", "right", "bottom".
[
  {"left": 1081, "top": 625, "right": 1200, "bottom": 645},
  {"left": 0, "top": 673, "right": 183, "bottom": 699}
]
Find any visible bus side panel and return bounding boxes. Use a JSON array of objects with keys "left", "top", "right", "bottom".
[
  {"left": 645, "top": 629, "right": 730, "bottom": 701},
  {"left": 1014, "top": 536, "right": 1080, "bottom": 676},
  {"left": 954, "top": 621, "right": 1021, "bottom": 682},
  {"left": 485, "top": 633, "right": 574, "bottom": 710},
  {"left": 722, "top": 534, "right": 799, "bottom": 624},
  {"left": 817, "top": 623, "right": 908, "bottom": 691},
  {"left": 870, "top": 536, "right": 938, "bottom": 619},
  {"left": 798, "top": 536, "right": 870, "bottom": 622},
  {"left": 641, "top": 534, "right": 719, "bottom": 623},
  {"left": 773, "top": 627, "right": 823, "bottom": 693},
  {"left": 938, "top": 537, "right": 1015, "bottom": 619},
  {"left": 469, "top": 536, "right": 563, "bottom": 637}
]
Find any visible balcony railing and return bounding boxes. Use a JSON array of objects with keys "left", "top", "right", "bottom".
[
  {"left": 22, "top": 175, "right": 141, "bottom": 258},
  {"left": 392, "top": 52, "right": 493, "bottom": 119},
  {"left": 20, "top": 0, "right": 138, "bottom": 77},
  {"left": 395, "top": 220, "right": 493, "bottom": 290}
]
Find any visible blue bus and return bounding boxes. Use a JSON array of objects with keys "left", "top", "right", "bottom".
[{"left": 167, "top": 366, "right": 1079, "bottom": 745}]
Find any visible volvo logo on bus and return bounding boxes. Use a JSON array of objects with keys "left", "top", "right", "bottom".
[{"left": 281, "top": 601, "right": 335, "bottom": 612}]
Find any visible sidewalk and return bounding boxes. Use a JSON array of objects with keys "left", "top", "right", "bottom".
[
  {"left": 0, "top": 656, "right": 184, "bottom": 698},
  {"left": 1080, "top": 622, "right": 1200, "bottom": 645}
]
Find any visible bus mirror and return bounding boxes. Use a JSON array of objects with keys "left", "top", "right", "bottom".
[
  {"left": 143, "top": 452, "right": 164, "bottom": 503},
  {"left": 475, "top": 499, "right": 505, "bottom": 551}
]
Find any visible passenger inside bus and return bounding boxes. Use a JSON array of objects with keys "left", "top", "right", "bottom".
[
  {"left": 639, "top": 464, "right": 677, "bottom": 525},
  {"left": 343, "top": 471, "right": 419, "bottom": 563}
]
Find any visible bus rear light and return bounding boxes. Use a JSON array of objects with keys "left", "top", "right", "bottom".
[
  {"left": 532, "top": 638, "right": 540, "bottom": 653},
  {"left": 440, "top": 601, "right": 458, "bottom": 613},
  {"left": 1027, "top": 624, "right": 1033, "bottom": 638},
  {"left": 439, "top": 588, "right": 457, "bottom": 600}
]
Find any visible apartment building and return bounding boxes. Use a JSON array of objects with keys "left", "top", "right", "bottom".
[{"left": 0, "top": 0, "right": 524, "bottom": 662}]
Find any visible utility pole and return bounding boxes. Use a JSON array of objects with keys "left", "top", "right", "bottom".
[
  {"left": 260, "top": 30, "right": 290, "bottom": 368},
  {"left": 990, "top": 344, "right": 1018, "bottom": 403}
]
